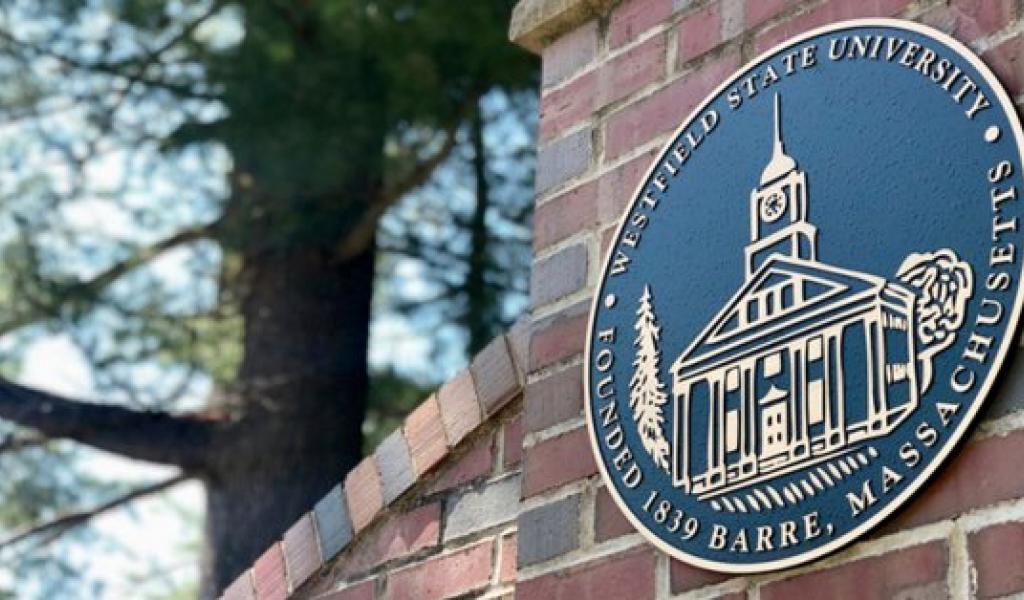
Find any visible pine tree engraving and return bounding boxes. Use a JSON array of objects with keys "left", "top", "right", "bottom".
[{"left": 630, "top": 285, "right": 671, "bottom": 471}]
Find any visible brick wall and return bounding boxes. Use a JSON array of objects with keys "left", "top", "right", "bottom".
[
  {"left": 223, "top": 1, "right": 1024, "bottom": 598},
  {"left": 513, "top": 0, "right": 1024, "bottom": 598},
  {"left": 220, "top": 328, "right": 527, "bottom": 600}
]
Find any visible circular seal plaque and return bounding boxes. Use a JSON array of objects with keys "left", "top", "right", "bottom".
[{"left": 585, "top": 19, "right": 1024, "bottom": 572}]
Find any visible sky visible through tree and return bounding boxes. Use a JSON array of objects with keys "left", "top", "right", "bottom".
[{"left": 0, "top": 2, "right": 536, "bottom": 596}]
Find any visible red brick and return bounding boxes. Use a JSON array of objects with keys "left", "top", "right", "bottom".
[
  {"left": 605, "top": 51, "right": 740, "bottom": 160},
  {"left": 950, "top": 0, "right": 1016, "bottom": 40},
  {"left": 970, "top": 520, "right": 1024, "bottom": 598},
  {"left": 604, "top": 34, "right": 668, "bottom": 108},
  {"left": 760, "top": 541, "right": 947, "bottom": 600},
  {"left": 755, "top": 0, "right": 913, "bottom": 53},
  {"left": 536, "top": 127, "right": 593, "bottom": 195},
  {"left": 918, "top": 0, "right": 1016, "bottom": 47},
  {"left": 983, "top": 34, "right": 1024, "bottom": 98},
  {"left": 600, "top": 225, "right": 618, "bottom": 256},
  {"left": 523, "top": 427, "right": 598, "bottom": 497},
  {"left": 223, "top": 571, "right": 256, "bottom": 600},
  {"left": 670, "top": 558, "right": 730, "bottom": 594},
  {"left": 472, "top": 335, "right": 520, "bottom": 416},
  {"left": 437, "top": 369, "right": 482, "bottom": 446},
  {"left": 506, "top": 318, "right": 530, "bottom": 377},
  {"left": 282, "top": 513, "right": 321, "bottom": 590},
  {"left": 404, "top": 395, "right": 449, "bottom": 477},
  {"left": 375, "top": 429, "right": 415, "bottom": 505},
  {"left": 500, "top": 533, "right": 517, "bottom": 584},
  {"left": 543, "top": 20, "right": 599, "bottom": 88},
  {"left": 525, "top": 367, "right": 583, "bottom": 433},
  {"left": 746, "top": 0, "right": 794, "bottom": 30},
  {"left": 386, "top": 539, "right": 494, "bottom": 600},
  {"left": 345, "top": 458, "right": 384, "bottom": 534},
  {"left": 677, "top": 2, "right": 722, "bottom": 66},
  {"left": 430, "top": 433, "right": 494, "bottom": 494},
  {"left": 252, "top": 543, "right": 288, "bottom": 600},
  {"left": 319, "top": 579, "right": 375, "bottom": 600},
  {"left": 594, "top": 486, "right": 634, "bottom": 542},
  {"left": 503, "top": 414, "right": 524, "bottom": 469},
  {"left": 532, "top": 144, "right": 651, "bottom": 256},
  {"left": 375, "top": 502, "right": 441, "bottom": 566},
  {"left": 596, "top": 150, "right": 658, "bottom": 226},
  {"left": 886, "top": 429, "right": 1024, "bottom": 532},
  {"left": 540, "top": 35, "right": 666, "bottom": 143},
  {"left": 529, "top": 301, "right": 590, "bottom": 371},
  {"left": 517, "top": 547, "right": 656, "bottom": 600},
  {"left": 531, "top": 242, "right": 588, "bottom": 307},
  {"left": 609, "top": 0, "right": 675, "bottom": 49},
  {"left": 343, "top": 502, "right": 441, "bottom": 577},
  {"left": 534, "top": 181, "right": 598, "bottom": 253},
  {"left": 539, "top": 70, "right": 598, "bottom": 144}
]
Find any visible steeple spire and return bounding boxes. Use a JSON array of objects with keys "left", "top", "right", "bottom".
[
  {"left": 760, "top": 93, "right": 797, "bottom": 185},
  {"left": 773, "top": 93, "right": 783, "bottom": 155}
]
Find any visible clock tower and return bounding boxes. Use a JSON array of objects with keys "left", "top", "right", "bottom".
[{"left": 745, "top": 94, "right": 818, "bottom": 278}]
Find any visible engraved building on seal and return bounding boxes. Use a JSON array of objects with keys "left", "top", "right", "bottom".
[{"left": 670, "top": 95, "right": 921, "bottom": 498}]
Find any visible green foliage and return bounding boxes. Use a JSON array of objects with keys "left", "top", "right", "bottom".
[
  {"left": 0, "top": 438, "right": 125, "bottom": 599},
  {"left": 376, "top": 89, "right": 535, "bottom": 370},
  {"left": 0, "top": 0, "right": 537, "bottom": 594},
  {"left": 363, "top": 368, "right": 433, "bottom": 451},
  {"left": 174, "top": 1, "right": 536, "bottom": 252}
]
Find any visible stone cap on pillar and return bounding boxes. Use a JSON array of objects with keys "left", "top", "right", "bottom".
[{"left": 509, "top": 0, "right": 619, "bottom": 53}]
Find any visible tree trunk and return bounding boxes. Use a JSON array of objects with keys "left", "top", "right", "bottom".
[
  {"left": 199, "top": 242, "right": 374, "bottom": 597},
  {"left": 464, "top": 105, "right": 494, "bottom": 356}
]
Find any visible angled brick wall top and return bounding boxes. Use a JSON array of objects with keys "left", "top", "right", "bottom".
[{"left": 220, "top": 323, "right": 527, "bottom": 600}]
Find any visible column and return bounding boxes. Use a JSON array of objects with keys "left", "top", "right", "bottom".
[
  {"left": 742, "top": 364, "right": 756, "bottom": 471},
  {"left": 864, "top": 318, "right": 877, "bottom": 423},
  {"left": 705, "top": 376, "right": 724, "bottom": 486},
  {"left": 789, "top": 344, "right": 809, "bottom": 458},
  {"left": 822, "top": 330, "right": 833, "bottom": 446},
  {"left": 676, "top": 380, "right": 691, "bottom": 492},
  {"left": 865, "top": 315, "right": 886, "bottom": 431}
]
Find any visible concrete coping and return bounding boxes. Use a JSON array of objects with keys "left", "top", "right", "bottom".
[
  {"left": 509, "top": 0, "right": 620, "bottom": 53},
  {"left": 218, "top": 318, "right": 530, "bottom": 599}
]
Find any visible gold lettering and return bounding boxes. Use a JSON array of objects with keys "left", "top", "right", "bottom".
[
  {"left": 779, "top": 521, "right": 799, "bottom": 548},
  {"left": 881, "top": 466, "right": 904, "bottom": 493},
  {"left": 847, "top": 480, "right": 878, "bottom": 517},
  {"left": 936, "top": 401, "right": 960, "bottom": 427},
  {"left": 730, "top": 528, "right": 749, "bottom": 553},
  {"left": 951, "top": 365, "right": 975, "bottom": 394},
  {"left": 755, "top": 526, "right": 774, "bottom": 551},
  {"left": 963, "top": 332, "right": 993, "bottom": 364},
  {"left": 709, "top": 524, "right": 728, "bottom": 550}
]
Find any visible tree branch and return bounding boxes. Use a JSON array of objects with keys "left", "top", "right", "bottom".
[
  {"left": 0, "top": 27, "right": 218, "bottom": 101},
  {"left": 0, "top": 380, "right": 215, "bottom": 469},
  {"left": 0, "top": 431, "right": 48, "bottom": 454},
  {"left": 335, "top": 91, "right": 481, "bottom": 262},
  {"left": 0, "top": 474, "right": 189, "bottom": 552},
  {"left": 0, "top": 220, "right": 220, "bottom": 336},
  {"left": 142, "top": 1, "right": 228, "bottom": 64},
  {"left": 71, "top": 220, "right": 221, "bottom": 299}
]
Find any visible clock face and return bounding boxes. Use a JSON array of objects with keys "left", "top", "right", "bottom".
[{"left": 760, "top": 190, "right": 787, "bottom": 222}]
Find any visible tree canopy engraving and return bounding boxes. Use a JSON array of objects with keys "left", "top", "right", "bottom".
[{"left": 897, "top": 249, "right": 974, "bottom": 392}]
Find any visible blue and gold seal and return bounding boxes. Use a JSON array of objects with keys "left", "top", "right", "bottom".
[{"left": 585, "top": 18, "right": 1024, "bottom": 572}]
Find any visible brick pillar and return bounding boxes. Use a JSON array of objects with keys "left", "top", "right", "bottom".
[{"left": 510, "top": 0, "right": 1024, "bottom": 598}]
